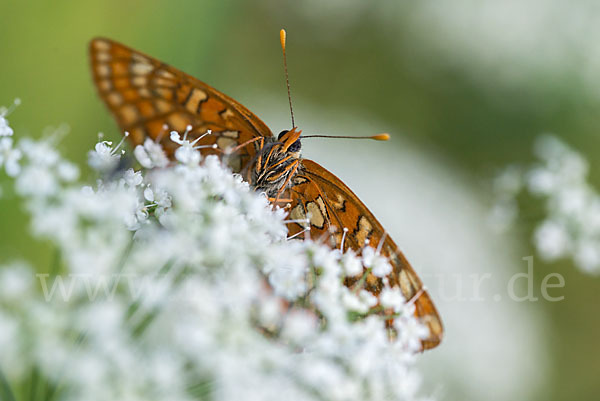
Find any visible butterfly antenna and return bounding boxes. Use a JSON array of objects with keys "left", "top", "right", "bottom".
[
  {"left": 280, "top": 29, "right": 295, "bottom": 129},
  {"left": 302, "top": 133, "right": 390, "bottom": 141}
]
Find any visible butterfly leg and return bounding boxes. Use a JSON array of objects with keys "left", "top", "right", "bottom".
[
  {"left": 228, "top": 136, "right": 264, "bottom": 155},
  {"left": 268, "top": 197, "right": 293, "bottom": 203},
  {"left": 273, "top": 160, "right": 299, "bottom": 203}
]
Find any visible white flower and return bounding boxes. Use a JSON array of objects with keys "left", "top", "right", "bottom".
[
  {"left": 372, "top": 256, "right": 392, "bottom": 277},
  {"left": 0, "top": 98, "right": 19, "bottom": 137},
  {"left": 526, "top": 167, "right": 556, "bottom": 195},
  {"left": 15, "top": 164, "right": 57, "bottom": 196},
  {"left": 281, "top": 309, "right": 318, "bottom": 343},
  {"left": 396, "top": 315, "right": 430, "bottom": 353},
  {"left": 0, "top": 264, "right": 33, "bottom": 301},
  {"left": 363, "top": 247, "right": 393, "bottom": 277},
  {"left": 362, "top": 246, "right": 375, "bottom": 267},
  {"left": 342, "top": 287, "right": 378, "bottom": 313},
  {"left": 134, "top": 138, "right": 169, "bottom": 169},
  {"left": 0, "top": 137, "right": 21, "bottom": 176},
  {"left": 143, "top": 185, "right": 171, "bottom": 217},
  {"left": 268, "top": 262, "right": 307, "bottom": 300},
  {"left": 342, "top": 249, "right": 363, "bottom": 276},
  {"left": 534, "top": 220, "right": 570, "bottom": 261},
  {"left": 87, "top": 132, "right": 129, "bottom": 172},
  {"left": 57, "top": 161, "right": 79, "bottom": 182},
  {"left": 122, "top": 168, "right": 143, "bottom": 187},
  {"left": 380, "top": 287, "right": 406, "bottom": 313},
  {"left": 172, "top": 139, "right": 200, "bottom": 165},
  {"left": 534, "top": 135, "right": 569, "bottom": 163},
  {"left": 574, "top": 241, "right": 600, "bottom": 274},
  {"left": 257, "top": 293, "right": 283, "bottom": 329},
  {"left": 19, "top": 137, "right": 60, "bottom": 167},
  {"left": 0, "top": 116, "right": 14, "bottom": 137},
  {"left": 170, "top": 127, "right": 215, "bottom": 166}
]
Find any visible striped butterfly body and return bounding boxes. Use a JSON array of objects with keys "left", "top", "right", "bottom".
[{"left": 89, "top": 37, "right": 443, "bottom": 350}]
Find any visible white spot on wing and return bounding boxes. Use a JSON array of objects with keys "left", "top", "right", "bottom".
[
  {"left": 132, "top": 61, "right": 154, "bottom": 75},
  {"left": 95, "top": 64, "right": 110, "bottom": 77},
  {"left": 93, "top": 40, "right": 111, "bottom": 51}
]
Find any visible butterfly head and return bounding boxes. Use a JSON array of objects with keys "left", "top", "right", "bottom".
[
  {"left": 251, "top": 127, "right": 303, "bottom": 197},
  {"left": 277, "top": 128, "right": 302, "bottom": 154}
]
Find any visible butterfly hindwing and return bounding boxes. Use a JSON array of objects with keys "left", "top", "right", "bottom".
[
  {"left": 286, "top": 159, "right": 443, "bottom": 349},
  {"left": 89, "top": 38, "right": 273, "bottom": 173}
]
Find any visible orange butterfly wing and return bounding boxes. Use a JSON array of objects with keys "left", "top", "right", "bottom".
[
  {"left": 286, "top": 159, "right": 443, "bottom": 350},
  {"left": 89, "top": 38, "right": 273, "bottom": 172}
]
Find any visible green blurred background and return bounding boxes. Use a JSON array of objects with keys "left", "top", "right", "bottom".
[{"left": 1, "top": 1, "right": 599, "bottom": 400}]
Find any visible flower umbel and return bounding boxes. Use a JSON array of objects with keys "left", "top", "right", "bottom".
[
  {"left": 0, "top": 107, "right": 431, "bottom": 401},
  {"left": 492, "top": 135, "right": 600, "bottom": 275}
]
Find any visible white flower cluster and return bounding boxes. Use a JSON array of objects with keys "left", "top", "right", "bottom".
[
  {"left": 491, "top": 135, "right": 600, "bottom": 275},
  {"left": 0, "top": 98, "right": 22, "bottom": 177},
  {"left": 0, "top": 106, "right": 431, "bottom": 401}
]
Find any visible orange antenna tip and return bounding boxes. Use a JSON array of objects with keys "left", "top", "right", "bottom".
[
  {"left": 280, "top": 29, "right": 287, "bottom": 51},
  {"left": 371, "top": 133, "right": 390, "bottom": 141},
  {"left": 280, "top": 28, "right": 294, "bottom": 128}
]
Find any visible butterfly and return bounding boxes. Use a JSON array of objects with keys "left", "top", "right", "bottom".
[{"left": 89, "top": 35, "right": 443, "bottom": 350}]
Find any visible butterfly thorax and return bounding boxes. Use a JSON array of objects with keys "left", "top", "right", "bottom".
[{"left": 250, "top": 128, "right": 302, "bottom": 198}]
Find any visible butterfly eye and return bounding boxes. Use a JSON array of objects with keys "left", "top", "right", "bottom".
[
  {"left": 288, "top": 139, "right": 301, "bottom": 153},
  {"left": 277, "top": 130, "right": 289, "bottom": 140}
]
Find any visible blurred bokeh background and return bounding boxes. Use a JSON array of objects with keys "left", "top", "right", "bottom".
[{"left": 1, "top": 1, "right": 599, "bottom": 400}]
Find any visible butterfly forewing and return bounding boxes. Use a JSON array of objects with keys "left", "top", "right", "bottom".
[
  {"left": 286, "top": 159, "right": 443, "bottom": 349},
  {"left": 89, "top": 38, "right": 272, "bottom": 173}
]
